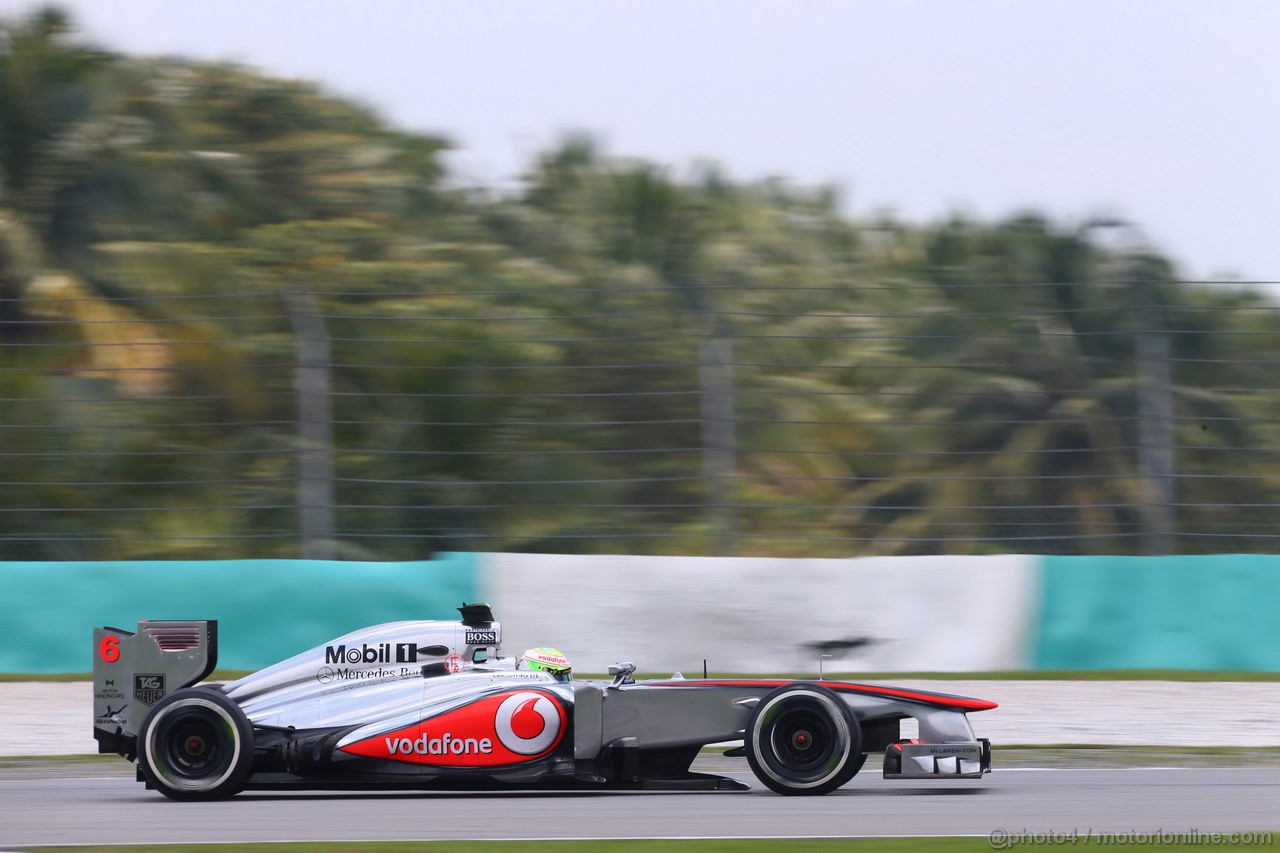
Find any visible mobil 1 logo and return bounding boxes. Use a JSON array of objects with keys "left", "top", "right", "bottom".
[
  {"left": 465, "top": 630, "right": 496, "bottom": 645},
  {"left": 324, "top": 643, "right": 444, "bottom": 665},
  {"left": 134, "top": 674, "right": 166, "bottom": 706}
]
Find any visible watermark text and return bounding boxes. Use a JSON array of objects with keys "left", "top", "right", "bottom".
[{"left": 989, "top": 829, "right": 1273, "bottom": 849}]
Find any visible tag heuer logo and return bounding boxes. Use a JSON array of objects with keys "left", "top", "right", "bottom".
[{"left": 133, "top": 674, "right": 166, "bottom": 705}]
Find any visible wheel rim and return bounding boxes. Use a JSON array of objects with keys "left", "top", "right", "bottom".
[
  {"left": 161, "top": 714, "right": 224, "bottom": 778},
  {"left": 771, "top": 706, "right": 835, "bottom": 772}
]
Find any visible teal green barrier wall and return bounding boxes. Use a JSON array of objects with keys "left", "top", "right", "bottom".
[
  {"left": 1034, "top": 554, "right": 1280, "bottom": 670},
  {"left": 0, "top": 555, "right": 479, "bottom": 673}
]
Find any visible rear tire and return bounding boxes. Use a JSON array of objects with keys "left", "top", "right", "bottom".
[
  {"left": 746, "top": 684, "right": 863, "bottom": 795},
  {"left": 137, "top": 687, "right": 253, "bottom": 801}
]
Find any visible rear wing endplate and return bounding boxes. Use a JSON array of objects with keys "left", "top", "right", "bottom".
[{"left": 92, "top": 621, "right": 218, "bottom": 757}]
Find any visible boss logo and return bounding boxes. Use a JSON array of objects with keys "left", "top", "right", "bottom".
[
  {"left": 133, "top": 674, "right": 166, "bottom": 705},
  {"left": 465, "top": 631, "right": 497, "bottom": 645}
]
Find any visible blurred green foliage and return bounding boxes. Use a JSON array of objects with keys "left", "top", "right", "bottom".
[{"left": 2, "top": 8, "right": 1277, "bottom": 560}]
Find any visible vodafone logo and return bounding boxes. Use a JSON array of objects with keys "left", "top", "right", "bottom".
[
  {"left": 494, "top": 692, "right": 561, "bottom": 755},
  {"left": 339, "top": 689, "right": 566, "bottom": 767},
  {"left": 385, "top": 732, "right": 492, "bottom": 756}
]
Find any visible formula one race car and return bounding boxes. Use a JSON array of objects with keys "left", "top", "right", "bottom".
[{"left": 93, "top": 604, "right": 996, "bottom": 800}]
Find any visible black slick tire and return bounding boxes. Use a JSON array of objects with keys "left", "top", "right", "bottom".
[
  {"left": 137, "top": 687, "right": 254, "bottom": 801},
  {"left": 745, "top": 683, "right": 864, "bottom": 795}
]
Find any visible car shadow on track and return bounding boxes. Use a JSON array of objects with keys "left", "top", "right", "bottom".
[
  {"left": 223, "top": 785, "right": 991, "bottom": 802},
  {"left": 849, "top": 787, "right": 990, "bottom": 796},
  {"left": 232, "top": 790, "right": 653, "bottom": 802}
]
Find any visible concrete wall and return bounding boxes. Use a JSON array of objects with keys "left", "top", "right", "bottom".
[
  {"left": 486, "top": 553, "right": 1038, "bottom": 674},
  {"left": 1034, "top": 554, "right": 1280, "bottom": 670},
  {"left": 3, "top": 552, "right": 1277, "bottom": 673},
  {"left": 0, "top": 554, "right": 477, "bottom": 672}
]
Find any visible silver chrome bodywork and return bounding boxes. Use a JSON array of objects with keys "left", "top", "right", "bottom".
[
  {"left": 93, "top": 613, "right": 996, "bottom": 792},
  {"left": 224, "top": 620, "right": 502, "bottom": 732}
]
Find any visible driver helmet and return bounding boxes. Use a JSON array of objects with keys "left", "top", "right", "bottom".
[{"left": 522, "top": 647, "right": 572, "bottom": 682}]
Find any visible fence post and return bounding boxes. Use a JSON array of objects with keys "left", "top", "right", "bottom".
[
  {"left": 1134, "top": 278, "right": 1174, "bottom": 555},
  {"left": 281, "top": 289, "right": 336, "bottom": 560},
  {"left": 699, "top": 323, "right": 737, "bottom": 555}
]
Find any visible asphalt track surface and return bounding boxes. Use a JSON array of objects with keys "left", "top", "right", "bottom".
[{"left": 3, "top": 765, "right": 1279, "bottom": 847}]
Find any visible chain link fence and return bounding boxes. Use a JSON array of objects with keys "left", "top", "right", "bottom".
[{"left": 2, "top": 278, "right": 1278, "bottom": 560}]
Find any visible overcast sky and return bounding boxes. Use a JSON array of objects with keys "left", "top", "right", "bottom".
[{"left": 3, "top": 0, "right": 1277, "bottom": 279}]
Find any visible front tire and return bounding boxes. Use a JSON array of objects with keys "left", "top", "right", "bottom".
[
  {"left": 137, "top": 687, "right": 254, "bottom": 801},
  {"left": 746, "top": 684, "right": 863, "bottom": 795}
]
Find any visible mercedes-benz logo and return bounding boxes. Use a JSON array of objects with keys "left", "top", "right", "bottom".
[{"left": 317, "top": 666, "right": 335, "bottom": 684}]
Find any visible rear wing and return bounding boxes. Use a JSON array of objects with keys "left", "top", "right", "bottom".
[{"left": 93, "top": 621, "right": 218, "bottom": 758}]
